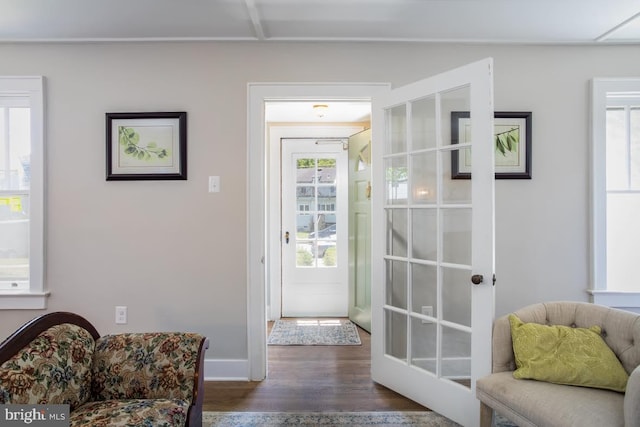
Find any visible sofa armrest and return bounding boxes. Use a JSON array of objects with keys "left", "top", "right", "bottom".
[
  {"left": 91, "top": 332, "right": 206, "bottom": 404},
  {"left": 625, "top": 365, "right": 640, "bottom": 427},
  {"left": 0, "top": 312, "right": 99, "bottom": 409}
]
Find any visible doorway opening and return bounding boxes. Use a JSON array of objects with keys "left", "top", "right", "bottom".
[
  {"left": 262, "top": 101, "right": 376, "bottom": 408},
  {"left": 247, "top": 83, "right": 390, "bottom": 382},
  {"left": 266, "top": 115, "right": 366, "bottom": 320}
]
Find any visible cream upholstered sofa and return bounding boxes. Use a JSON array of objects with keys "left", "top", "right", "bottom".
[
  {"left": 0, "top": 311, "right": 208, "bottom": 427},
  {"left": 476, "top": 301, "right": 640, "bottom": 427}
]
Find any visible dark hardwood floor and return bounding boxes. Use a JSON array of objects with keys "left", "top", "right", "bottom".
[{"left": 203, "top": 320, "right": 428, "bottom": 412}]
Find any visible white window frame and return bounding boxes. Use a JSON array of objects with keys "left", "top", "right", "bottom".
[
  {"left": 0, "top": 76, "right": 48, "bottom": 309},
  {"left": 590, "top": 78, "right": 640, "bottom": 312}
]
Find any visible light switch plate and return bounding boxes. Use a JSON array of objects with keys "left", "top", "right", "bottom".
[{"left": 208, "top": 176, "right": 220, "bottom": 193}]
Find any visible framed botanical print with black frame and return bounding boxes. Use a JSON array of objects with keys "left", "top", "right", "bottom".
[
  {"left": 451, "top": 111, "right": 532, "bottom": 179},
  {"left": 106, "top": 111, "right": 187, "bottom": 181}
]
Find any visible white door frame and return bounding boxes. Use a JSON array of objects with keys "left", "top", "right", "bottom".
[
  {"left": 268, "top": 126, "right": 365, "bottom": 321},
  {"left": 248, "top": 83, "right": 390, "bottom": 380}
]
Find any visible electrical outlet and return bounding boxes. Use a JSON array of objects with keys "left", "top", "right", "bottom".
[
  {"left": 115, "top": 306, "right": 127, "bottom": 324},
  {"left": 421, "top": 305, "right": 434, "bottom": 324}
]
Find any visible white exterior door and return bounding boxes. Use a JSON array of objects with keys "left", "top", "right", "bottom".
[
  {"left": 371, "top": 58, "right": 495, "bottom": 427},
  {"left": 281, "top": 139, "right": 348, "bottom": 317}
]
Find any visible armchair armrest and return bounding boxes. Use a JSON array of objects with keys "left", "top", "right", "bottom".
[
  {"left": 91, "top": 332, "right": 206, "bottom": 404},
  {"left": 625, "top": 365, "right": 640, "bottom": 427}
]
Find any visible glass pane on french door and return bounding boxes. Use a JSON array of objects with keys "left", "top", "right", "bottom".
[{"left": 383, "top": 85, "right": 473, "bottom": 388}]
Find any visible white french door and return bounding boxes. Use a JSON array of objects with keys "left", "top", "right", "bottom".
[
  {"left": 371, "top": 58, "right": 495, "bottom": 427},
  {"left": 281, "top": 139, "right": 348, "bottom": 317}
]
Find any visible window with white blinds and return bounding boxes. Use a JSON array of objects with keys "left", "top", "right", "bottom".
[
  {"left": 591, "top": 78, "right": 640, "bottom": 311},
  {"left": 0, "top": 77, "right": 46, "bottom": 309}
]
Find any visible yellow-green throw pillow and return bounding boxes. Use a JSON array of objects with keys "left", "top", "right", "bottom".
[{"left": 509, "top": 314, "right": 628, "bottom": 392}]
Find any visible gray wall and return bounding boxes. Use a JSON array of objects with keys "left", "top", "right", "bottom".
[{"left": 1, "top": 42, "right": 639, "bottom": 373}]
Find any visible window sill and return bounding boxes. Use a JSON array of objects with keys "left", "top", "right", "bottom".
[
  {"left": 0, "top": 291, "right": 50, "bottom": 309},
  {"left": 588, "top": 289, "right": 640, "bottom": 313}
]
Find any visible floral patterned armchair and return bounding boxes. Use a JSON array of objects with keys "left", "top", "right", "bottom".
[{"left": 0, "top": 312, "right": 208, "bottom": 427}]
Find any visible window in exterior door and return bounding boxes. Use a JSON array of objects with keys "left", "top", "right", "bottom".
[{"left": 295, "top": 157, "right": 338, "bottom": 268}]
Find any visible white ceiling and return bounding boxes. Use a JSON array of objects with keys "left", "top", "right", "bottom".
[
  {"left": 1, "top": 0, "right": 640, "bottom": 44},
  {"left": 266, "top": 101, "right": 372, "bottom": 123},
  {"left": 5, "top": 0, "right": 638, "bottom": 123}
]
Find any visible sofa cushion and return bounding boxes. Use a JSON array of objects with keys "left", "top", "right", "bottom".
[
  {"left": 91, "top": 332, "right": 202, "bottom": 401},
  {"left": 477, "top": 371, "right": 625, "bottom": 427},
  {"left": 70, "top": 398, "right": 189, "bottom": 427},
  {"left": 509, "top": 314, "right": 628, "bottom": 392},
  {"left": 0, "top": 323, "right": 96, "bottom": 409}
]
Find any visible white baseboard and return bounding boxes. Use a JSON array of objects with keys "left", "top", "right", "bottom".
[{"left": 203, "top": 358, "right": 249, "bottom": 381}]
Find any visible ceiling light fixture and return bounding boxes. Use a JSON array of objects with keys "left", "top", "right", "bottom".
[{"left": 313, "top": 104, "right": 328, "bottom": 117}]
